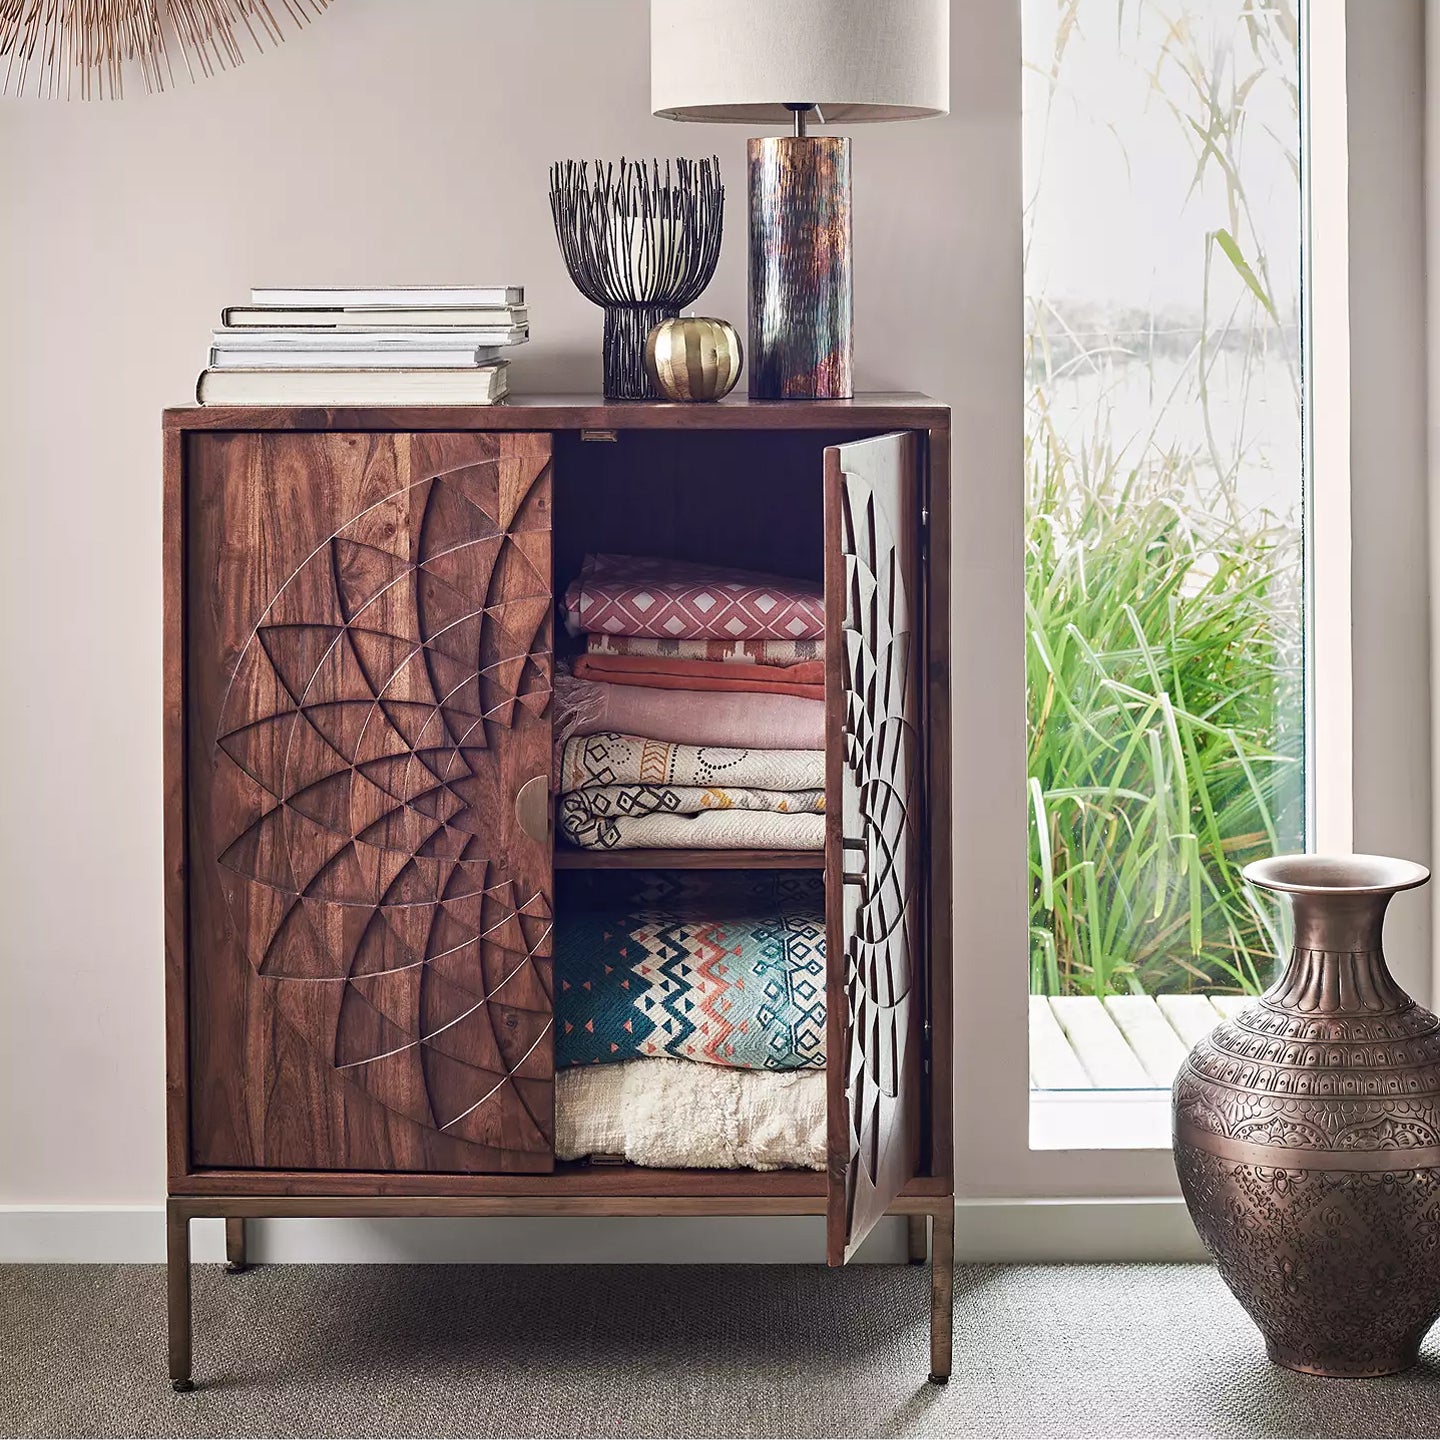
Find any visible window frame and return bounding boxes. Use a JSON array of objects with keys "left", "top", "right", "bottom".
[{"left": 956, "top": 0, "right": 1354, "bottom": 1189}]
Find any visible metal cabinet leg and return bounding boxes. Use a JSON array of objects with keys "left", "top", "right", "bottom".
[
  {"left": 166, "top": 1201, "right": 194, "bottom": 1392},
  {"left": 928, "top": 1203, "right": 954, "bottom": 1384},
  {"left": 224, "top": 1217, "right": 248, "bottom": 1273},
  {"left": 906, "top": 1213, "right": 929, "bottom": 1265}
]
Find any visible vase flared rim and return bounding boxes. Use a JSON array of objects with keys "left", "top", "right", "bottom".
[{"left": 1242, "top": 853, "right": 1430, "bottom": 897}]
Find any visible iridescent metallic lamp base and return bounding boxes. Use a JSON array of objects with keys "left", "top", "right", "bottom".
[{"left": 747, "top": 134, "right": 853, "bottom": 399}]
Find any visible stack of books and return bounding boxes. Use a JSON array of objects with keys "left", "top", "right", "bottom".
[{"left": 197, "top": 285, "right": 527, "bottom": 405}]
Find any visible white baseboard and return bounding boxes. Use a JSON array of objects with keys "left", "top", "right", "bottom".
[
  {"left": 0, "top": 1199, "right": 1206, "bottom": 1265},
  {"left": 953, "top": 1197, "right": 1206, "bottom": 1262}
]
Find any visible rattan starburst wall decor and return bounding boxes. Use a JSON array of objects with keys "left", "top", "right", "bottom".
[{"left": 1, "top": 0, "right": 331, "bottom": 100}]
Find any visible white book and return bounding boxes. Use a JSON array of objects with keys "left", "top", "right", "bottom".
[
  {"left": 197, "top": 364, "right": 511, "bottom": 406},
  {"left": 250, "top": 285, "right": 523, "bottom": 308},
  {"left": 222, "top": 305, "right": 529, "bottom": 328},
  {"left": 211, "top": 328, "right": 527, "bottom": 349},
  {"left": 210, "top": 347, "right": 507, "bottom": 369}
]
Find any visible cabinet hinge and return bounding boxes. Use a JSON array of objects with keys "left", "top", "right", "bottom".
[{"left": 922, "top": 1017, "right": 933, "bottom": 1075}]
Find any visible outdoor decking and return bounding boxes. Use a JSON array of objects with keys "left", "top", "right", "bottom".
[{"left": 1029, "top": 993, "right": 1249, "bottom": 1091}]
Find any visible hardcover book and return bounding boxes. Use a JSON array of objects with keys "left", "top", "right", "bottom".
[
  {"left": 249, "top": 284, "right": 523, "bottom": 307},
  {"left": 196, "top": 362, "right": 511, "bottom": 406}
]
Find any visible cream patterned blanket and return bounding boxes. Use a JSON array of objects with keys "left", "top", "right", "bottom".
[
  {"left": 559, "top": 731, "right": 825, "bottom": 793},
  {"left": 559, "top": 784, "right": 824, "bottom": 849}
]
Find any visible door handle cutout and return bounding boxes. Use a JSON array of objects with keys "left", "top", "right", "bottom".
[
  {"left": 515, "top": 774, "right": 552, "bottom": 846},
  {"left": 841, "top": 837, "right": 869, "bottom": 888}
]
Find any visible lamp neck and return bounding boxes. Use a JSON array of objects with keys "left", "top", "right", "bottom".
[{"left": 785, "top": 103, "right": 815, "bottom": 138}]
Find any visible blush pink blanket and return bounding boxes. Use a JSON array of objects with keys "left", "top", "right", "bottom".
[{"left": 554, "top": 671, "right": 827, "bottom": 751}]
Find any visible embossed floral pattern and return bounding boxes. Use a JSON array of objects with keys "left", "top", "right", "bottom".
[{"left": 1174, "top": 923, "right": 1440, "bottom": 1375}]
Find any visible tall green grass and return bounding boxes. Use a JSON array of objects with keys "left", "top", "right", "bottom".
[
  {"left": 1026, "top": 423, "right": 1302, "bottom": 997},
  {"left": 1025, "top": 0, "right": 1303, "bottom": 999}
]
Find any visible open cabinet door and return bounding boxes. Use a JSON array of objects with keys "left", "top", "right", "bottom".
[
  {"left": 824, "top": 432, "right": 926, "bottom": 1264},
  {"left": 186, "top": 430, "right": 557, "bottom": 1174}
]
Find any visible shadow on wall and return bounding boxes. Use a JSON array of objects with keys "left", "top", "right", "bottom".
[{"left": 504, "top": 347, "right": 606, "bottom": 396}]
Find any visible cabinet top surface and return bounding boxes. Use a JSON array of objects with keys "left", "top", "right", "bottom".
[{"left": 164, "top": 392, "right": 949, "bottom": 433}]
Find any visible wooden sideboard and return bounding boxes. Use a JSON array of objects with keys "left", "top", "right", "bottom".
[{"left": 162, "top": 394, "right": 955, "bottom": 1388}]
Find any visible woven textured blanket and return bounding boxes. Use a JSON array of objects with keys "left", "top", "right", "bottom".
[
  {"left": 554, "top": 674, "right": 827, "bottom": 752},
  {"left": 560, "top": 731, "right": 825, "bottom": 793},
  {"left": 563, "top": 553, "right": 825, "bottom": 641},
  {"left": 572, "top": 653, "right": 824, "bottom": 700},
  {"left": 588, "top": 634, "right": 825, "bottom": 667},
  {"left": 555, "top": 876, "right": 826, "bottom": 1069},
  {"left": 560, "top": 784, "right": 824, "bottom": 849},
  {"left": 554, "top": 1059, "right": 826, "bottom": 1171}
]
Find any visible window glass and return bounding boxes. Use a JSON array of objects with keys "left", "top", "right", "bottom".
[{"left": 1023, "top": 0, "right": 1304, "bottom": 1090}]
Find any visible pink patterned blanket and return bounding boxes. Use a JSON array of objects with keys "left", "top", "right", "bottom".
[{"left": 563, "top": 553, "right": 825, "bottom": 642}]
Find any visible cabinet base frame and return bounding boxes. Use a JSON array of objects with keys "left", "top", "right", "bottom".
[{"left": 164, "top": 1192, "right": 956, "bottom": 1390}]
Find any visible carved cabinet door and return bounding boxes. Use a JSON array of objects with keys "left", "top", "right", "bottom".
[
  {"left": 186, "top": 431, "right": 556, "bottom": 1174},
  {"left": 824, "top": 432, "right": 925, "bottom": 1263}
]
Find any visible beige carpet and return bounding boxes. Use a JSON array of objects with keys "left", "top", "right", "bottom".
[{"left": 2, "top": 1262, "right": 1439, "bottom": 1438}]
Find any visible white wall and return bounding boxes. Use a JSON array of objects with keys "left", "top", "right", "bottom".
[
  {"left": 1347, "top": 0, "right": 1432, "bottom": 1001},
  {"left": 0, "top": 0, "right": 1027, "bottom": 1227}
]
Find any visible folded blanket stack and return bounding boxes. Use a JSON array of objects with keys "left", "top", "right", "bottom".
[
  {"left": 550, "top": 552, "right": 835, "bottom": 1169},
  {"left": 556, "top": 872, "right": 826, "bottom": 1070},
  {"left": 558, "top": 732, "right": 825, "bottom": 851},
  {"left": 550, "top": 555, "right": 832, "bottom": 1171},
  {"left": 556, "top": 553, "right": 828, "bottom": 852},
  {"left": 551, "top": 871, "right": 828, "bottom": 1165}
]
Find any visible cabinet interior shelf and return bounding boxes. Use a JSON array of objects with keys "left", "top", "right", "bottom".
[{"left": 553, "top": 847, "right": 826, "bottom": 871}]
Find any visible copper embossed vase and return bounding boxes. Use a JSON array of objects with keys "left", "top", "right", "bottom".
[{"left": 1173, "top": 854, "right": 1440, "bottom": 1377}]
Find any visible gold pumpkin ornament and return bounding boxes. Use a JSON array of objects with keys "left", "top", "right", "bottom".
[{"left": 644, "top": 316, "right": 743, "bottom": 402}]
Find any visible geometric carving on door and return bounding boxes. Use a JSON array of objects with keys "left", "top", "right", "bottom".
[
  {"left": 211, "top": 449, "right": 555, "bottom": 1156},
  {"left": 827, "top": 434, "right": 922, "bottom": 1261}
]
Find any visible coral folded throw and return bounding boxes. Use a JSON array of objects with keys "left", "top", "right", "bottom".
[
  {"left": 555, "top": 874, "right": 825, "bottom": 1069},
  {"left": 554, "top": 1059, "right": 826, "bottom": 1171},
  {"left": 554, "top": 673, "right": 826, "bottom": 752},
  {"left": 588, "top": 634, "right": 825, "bottom": 667},
  {"left": 572, "top": 652, "right": 824, "bottom": 700},
  {"left": 564, "top": 553, "right": 825, "bottom": 642}
]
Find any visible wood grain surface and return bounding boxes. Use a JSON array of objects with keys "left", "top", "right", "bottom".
[
  {"left": 165, "top": 394, "right": 947, "bottom": 435},
  {"left": 184, "top": 430, "right": 555, "bottom": 1174}
]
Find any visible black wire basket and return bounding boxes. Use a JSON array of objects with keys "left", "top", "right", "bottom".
[{"left": 549, "top": 157, "right": 724, "bottom": 400}]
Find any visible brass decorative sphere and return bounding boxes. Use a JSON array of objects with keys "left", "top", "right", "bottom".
[{"left": 644, "top": 316, "right": 743, "bottom": 402}]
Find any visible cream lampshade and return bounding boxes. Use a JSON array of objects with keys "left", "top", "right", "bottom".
[{"left": 651, "top": 0, "right": 949, "bottom": 399}]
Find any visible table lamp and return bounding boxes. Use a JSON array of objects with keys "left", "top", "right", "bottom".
[{"left": 651, "top": 0, "right": 949, "bottom": 400}]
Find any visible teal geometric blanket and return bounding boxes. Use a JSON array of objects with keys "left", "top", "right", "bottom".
[{"left": 555, "top": 873, "right": 826, "bottom": 1071}]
